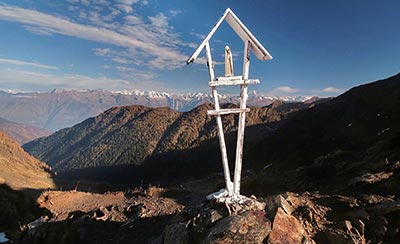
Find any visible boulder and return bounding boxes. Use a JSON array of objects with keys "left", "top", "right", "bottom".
[
  {"left": 268, "top": 207, "right": 306, "bottom": 244},
  {"left": 204, "top": 210, "right": 271, "bottom": 244}
]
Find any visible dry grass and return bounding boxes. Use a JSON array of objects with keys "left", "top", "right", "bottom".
[{"left": 0, "top": 131, "right": 55, "bottom": 190}]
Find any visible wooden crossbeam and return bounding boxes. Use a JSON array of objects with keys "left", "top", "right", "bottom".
[
  {"left": 217, "top": 75, "right": 243, "bottom": 81},
  {"left": 209, "top": 78, "right": 259, "bottom": 87},
  {"left": 207, "top": 108, "right": 250, "bottom": 116}
]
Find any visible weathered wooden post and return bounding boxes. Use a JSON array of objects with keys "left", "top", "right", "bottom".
[{"left": 187, "top": 8, "right": 272, "bottom": 203}]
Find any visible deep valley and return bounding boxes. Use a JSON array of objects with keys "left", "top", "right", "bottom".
[{"left": 0, "top": 74, "right": 399, "bottom": 244}]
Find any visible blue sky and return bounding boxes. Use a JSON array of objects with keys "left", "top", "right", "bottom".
[{"left": 0, "top": 0, "right": 399, "bottom": 96}]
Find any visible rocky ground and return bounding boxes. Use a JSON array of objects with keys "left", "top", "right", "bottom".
[{"left": 3, "top": 184, "right": 399, "bottom": 244}]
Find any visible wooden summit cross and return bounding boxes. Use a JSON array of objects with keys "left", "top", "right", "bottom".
[{"left": 187, "top": 8, "right": 272, "bottom": 203}]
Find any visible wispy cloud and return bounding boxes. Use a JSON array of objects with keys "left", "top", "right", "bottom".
[
  {"left": 93, "top": 48, "right": 111, "bottom": 57},
  {"left": 0, "top": 57, "right": 58, "bottom": 69},
  {"left": 115, "top": 66, "right": 157, "bottom": 80},
  {"left": 0, "top": 3, "right": 188, "bottom": 70},
  {"left": 190, "top": 31, "right": 205, "bottom": 40},
  {"left": 101, "top": 64, "right": 112, "bottom": 69},
  {"left": 321, "top": 86, "right": 342, "bottom": 93},
  {"left": 112, "top": 57, "right": 130, "bottom": 64},
  {"left": 266, "top": 86, "right": 344, "bottom": 97},
  {"left": 22, "top": 25, "right": 53, "bottom": 35},
  {"left": 169, "top": 9, "right": 183, "bottom": 17},
  {"left": 269, "top": 86, "right": 299, "bottom": 95},
  {"left": 124, "top": 15, "right": 143, "bottom": 25},
  {"left": 0, "top": 67, "right": 166, "bottom": 92},
  {"left": 114, "top": 0, "right": 148, "bottom": 13}
]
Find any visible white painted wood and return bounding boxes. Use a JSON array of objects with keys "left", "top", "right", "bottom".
[
  {"left": 205, "top": 42, "right": 215, "bottom": 79},
  {"left": 242, "top": 41, "right": 251, "bottom": 80},
  {"left": 187, "top": 9, "right": 229, "bottom": 64},
  {"left": 186, "top": 8, "right": 273, "bottom": 203},
  {"left": 224, "top": 9, "right": 272, "bottom": 61},
  {"left": 233, "top": 40, "right": 251, "bottom": 196},
  {"left": 187, "top": 8, "right": 272, "bottom": 64},
  {"left": 205, "top": 42, "right": 233, "bottom": 196},
  {"left": 209, "top": 78, "right": 259, "bottom": 87},
  {"left": 216, "top": 75, "right": 243, "bottom": 81},
  {"left": 207, "top": 108, "right": 250, "bottom": 116}
]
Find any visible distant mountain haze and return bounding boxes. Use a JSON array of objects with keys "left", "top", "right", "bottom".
[
  {"left": 0, "top": 117, "right": 50, "bottom": 144},
  {"left": 0, "top": 89, "right": 315, "bottom": 131}
]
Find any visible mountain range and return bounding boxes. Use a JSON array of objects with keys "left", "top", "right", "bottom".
[
  {"left": 23, "top": 100, "right": 316, "bottom": 176},
  {"left": 23, "top": 74, "right": 399, "bottom": 192},
  {"left": 0, "top": 89, "right": 314, "bottom": 131}
]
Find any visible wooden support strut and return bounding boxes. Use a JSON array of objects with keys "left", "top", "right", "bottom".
[
  {"left": 209, "top": 77, "right": 259, "bottom": 87},
  {"left": 207, "top": 108, "right": 250, "bottom": 116},
  {"left": 205, "top": 42, "right": 233, "bottom": 196},
  {"left": 233, "top": 40, "right": 251, "bottom": 197}
]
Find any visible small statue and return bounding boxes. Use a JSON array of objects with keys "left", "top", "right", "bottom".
[{"left": 224, "top": 45, "right": 234, "bottom": 77}]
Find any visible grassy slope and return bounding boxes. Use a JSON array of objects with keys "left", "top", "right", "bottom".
[
  {"left": 0, "top": 117, "right": 50, "bottom": 144},
  {"left": 0, "top": 131, "right": 55, "bottom": 190}
]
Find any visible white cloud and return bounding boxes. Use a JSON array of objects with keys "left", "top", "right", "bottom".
[
  {"left": 148, "top": 13, "right": 168, "bottom": 30},
  {"left": 93, "top": 47, "right": 136, "bottom": 66},
  {"left": 112, "top": 56, "right": 130, "bottom": 64},
  {"left": 14, "top": 70, "right": 54, "bottom": 78},
  {"left": 23, "top": 25, "right": 54, "bottom": 35},
  {"left": 190, "top": 31, "right": 206, "bottom": 41},
  {"left": 114, "top": 0, "right": 147, "bottom": 13},
  {"left": 67, "top": 5, "right": 80, "bottom": 12},
  {"left": 124, "top": 15, "right": 143, "bottom": 25},
  {"left": 93, "top": 48, "right": 111, "bottom": 56},
  {"left": 84, "top": 8, "right": 121, "bottom": 29},
  {"left": 0, "top": 4, "right": 188, "bottom": 70},
  {"left": 117, "top": 0, "right": 148, "bottom": 5},
  {"left": 0, "top": 57, "right": 58, "bottom": 69},
  {"left": 116, "top": 4, "right": 133, "bottom": 13},
  {"left": 81, "top": 0, "right": 90, "bottom": 6},
  {"left": 322, "top": 86, "right": 342, "bottom": 93},
  {"left": 270, "top": 86, "right": 299, "bottom": 95},
  {"left": 115, "top": 66, "right": 157, "bottom": 80},
  {"left": 101, "top": 9, "right": 121, "bottom": 22},
  {"left": 169, "top": 9, "right": 182, "bottom": 17},
  {"left": 0, "top": 68, "right": 166, "bottom": 91}
]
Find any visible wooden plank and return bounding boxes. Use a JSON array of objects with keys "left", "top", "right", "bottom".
[
  {"left": 209, "top": 78, "right": 259, "bottom": 87},
  {"left": 187, "top": 9, "right": 229, "bottom": 64},
  {"left": 216, "top": 75, "right": 243, "bottom": 81},
  {"left": 207, "top": 108, "right": 250, "bottom": 116},
  {"left": 233, "top": 40, "right": 251, "bottom": 196},
  {"left": 205, "top": 42, "right": 233, "bottom": 196},
  {"left": 205, "top": 42, "right": 215, "bottom": 79},
  {"left": 224, "top": 9, "right": 272, "bottom": 61},
  {"left": 242, "top": 41, "right": 251, "bottom": 80},
  {"left": 187, "top": 8, "right": 272, "bottom": 64}
]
